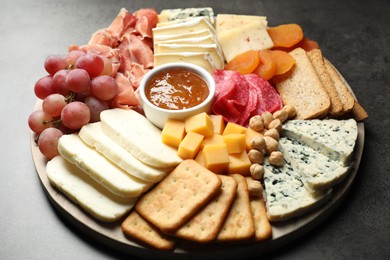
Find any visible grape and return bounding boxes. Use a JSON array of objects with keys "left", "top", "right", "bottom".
[
  {"left": 101, "top": 56, "right": 113, "bottom": 76},
  {"left": 52, "top": 69, "right": 71, "bottom": 96},
  {"left": 38, "top": 128, "right": 63, "bottom": 159},
  {"left": 66, "top": 50, "right": 85, "bottom": 67},
  {"left": 76, "top": 53, "right": 104, "bottom": 78},
  {"left": 66, "top": 68, "right": 91, "bottom": 93},
  {"left": 44, "top": 55, "right": 68, "bottom": 75},
  {"left": 90, "top": 75, "right": 118, "bottom": 100},
  {"left": 34, "top": 75, "right": 56, "bottom": 99},
  {"left": 61, "top": 101, "right": 91, "bottom": 129},
  {"left": 84, "top": 96, "right": 109, "bottom": 122},
  {"left": 28, "top": 110, "right": 53, "bottom": 134},
  {"left": 42, "top": 94, "right": 67, "bottom": 117}
]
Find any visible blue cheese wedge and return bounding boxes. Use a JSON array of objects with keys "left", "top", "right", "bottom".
[
  {"left": 263, "top": 158, "right": 331, "bottom": 222},
  {"left": 79, "top": 122, "right": 170, "bottom": 183},
  {"left": 58, "top": 134, "right": 153, "bottom": 198},
  {"left": 100, "top": 109, "right": 183, "bottom": 168},
  {"left": 279, "top": 137, "right": 350, "bottom": 192},
  {"left": 282, "top": 119, "right": 358, "bottom": 165},
  {"left": 46, "top": 156, "right": 137, "bottom": 222},
  {"left": 158, "top": 7, "right": 214, "bottom": 24}
]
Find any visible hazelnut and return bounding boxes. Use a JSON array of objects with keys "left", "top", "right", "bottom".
[
  {"left": 250, "top": 136, "right": 266, "bottom": 151},
  {"left": 269, "top": 151, "right": 284, "bottom": 166},
  {"left": 249, "top": 115, "right": 264, "bottom": 132},
  {"left": 248, "top": 149, "right": 265, "bottom": 164},
  {"left": 250, "top": 163, "right": 265, "bottom": 180}
]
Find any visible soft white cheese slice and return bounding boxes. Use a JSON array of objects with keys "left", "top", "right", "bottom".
[
  {"left": 154, "top": 43, "right": 224, "bottom": 69},
  {"left": 217, "top": 22, "right": 274, "bottom": 62},
  {"left": 153, "top": 29, "right": 213, "bottom": 44},
  {"left": 263, "top": 158, "right": 331, "bottom": 222},
  {"left": 154, "top": 52, "right": 217, "bottom": 74},
  {"left": 282, "top": 119, "right": 358, "bottom": 165},
  {"left": 152, "top": 17, "right": 215, "bottom": 37},
  {"left": 46, "top": 156, "right": 137, "bottom": 222},
  {"left": 100, "top": 109, "right": 183, "bottom": 168},
  {"left": 58, "top": 134, "right": 152, "bottom": 197},
  {"left": 279, "top": 137, "right": 350, "bottom": 192},
  {"left": 79, "top": 122, "right": 170, "bottom": 183},
  {"left": 155, "top": 34, "right": 217, "bottom": 46}
]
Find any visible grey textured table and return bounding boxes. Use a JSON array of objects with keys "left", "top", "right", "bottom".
[{"left": 1, "top": 0, "right": 389, "bottom": 259}]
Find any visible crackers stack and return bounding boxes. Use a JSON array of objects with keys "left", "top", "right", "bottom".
[
  {"left": 121, "top": 160, "right": 272, "bottom": 250},
  {"left": 273, "top": 47, "right": 368, "bottom": 121}
]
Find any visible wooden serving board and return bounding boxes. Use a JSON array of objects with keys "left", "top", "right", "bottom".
[{"left": 31, "top": 64, "right": 365, "bottom": 259}]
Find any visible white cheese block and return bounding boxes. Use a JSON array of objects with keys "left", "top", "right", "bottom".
[
  {"left": 282, "top": 119, "right": 358, "bottom": 165},
  {"left": 158, "top": 7, "right": 214, "bottom": 24},
  {"left": 279, "top": 137, "right": 350, "bottom": 192},
  {"left": 79, "top": 122, "right": 169, "bottom": 183},
  {"left": 153, "top": 29, "right": 213, "bottom": 43},
  {"left": 217, "top": 22, "right": 274, "bottom": 62},
  {"left": 263, "top": 158, "right": 331, "bottom": 222},
  {"left": 154, "top": 43, "right": 224, "bottom": 69},
  {"left": 215, "top": 14, "right": 267, "bottom": 34},
  {"left": 154, "top": 52, "right": 216, "bottom": 74},
  {"left": 100, "top": 108, "right": 183, "bottom": 168},
  {"left": 58, "top": 134, "right": 152, "bottom": 197},
  {"left": 152, "top": 17, "right": 215, "bottom": 37},
  {"left": 155, "top": 34, "right": 217, "bottom": 46},
  {"left": 46, "top": 156, "right": 137, "bottom": 222}
]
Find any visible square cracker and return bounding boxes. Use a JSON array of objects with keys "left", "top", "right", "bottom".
[
  {"left": 121, "top": 210, "right": 176, "bottom": 250},
  {"left": 136, "top": 159, "right": 222, "bottom": 233},
  {"left": 246, "top": 177, "right": 272, "bottom": 241},
  {"left": 174, "top": 175, "right": 238, "bottom": 243},
  {"left": 216, "top": 174, "right": 255, "bottom": 242}
]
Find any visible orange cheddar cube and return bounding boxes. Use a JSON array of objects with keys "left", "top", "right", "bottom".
[
  {"left": 195, "top": 149, "right": 205, "bottom": 167},
  {"left": 178, "top": 131, "right": 204, "bottom": 159},
  {"left": 223, "top": 134, "right": 246, "bottom": 154},
  {"left": 223, "top": 122, "right": 247, "bottom": 135},
  {"left": 161, "top": 119, "right": 186, "bottom": 148},
  {"left": 245, "top": 127, "right": 264, "bottom": 151},
  {"left": 185, "top": 112, "right": 214, "bottom": 137},
  {"left": 201, "top": 134, "right": 224, "bottom": 149},
  {"left": 228, "top": 151, "right": 251, "bottom": 175},
  {"left": 210, "top": 115, "right": 225, "bottom": 135},
  {"left": 202, "top": 144, "right": 230, "bottom": 174}
]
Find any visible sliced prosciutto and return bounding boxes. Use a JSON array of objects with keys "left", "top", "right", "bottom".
[{"left": 212, "top": 70, "right": 283, "bottom": 126}]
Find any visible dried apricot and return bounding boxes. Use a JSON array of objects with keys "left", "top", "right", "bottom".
[
  {"left": 267, "top": 50, "right": 295, "bottom": 76},
  {"left": 253, "top": 50, "right": 276, "bottom": 80},
  {"left": 225, "top": 50, "right": 260, "bottom": 75},
  {"left": 267, "top": 24, "right": 304, "bottom": 48}
]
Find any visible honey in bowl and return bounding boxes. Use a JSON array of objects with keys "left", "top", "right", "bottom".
[{"left": 144, "top": 68, "right": 209, "bottom": 110}]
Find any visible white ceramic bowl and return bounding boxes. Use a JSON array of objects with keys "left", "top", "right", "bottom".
[{"left": 139, "top": 62, "right": 216, "bottom": 129}]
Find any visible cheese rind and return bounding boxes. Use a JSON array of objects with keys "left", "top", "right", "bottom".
[
  {"left": 58, "top": 134, "right": 152, "bottom": 198},
  {"left": 79, "top": 122, "right": 168, "bottom": 183},
  {"left": 100, "top": 109, "right": 183, "bottom": 168},
  {"left": 153, "top": 17, "right": 215, "bottom": 37},
  {"left": 263, "top": 158, "right": 331, "bottom": 221},
  {"left": 154, "top": 52, "right": 216, "bottom": 74},
  {"left": 46, "top": 156, "right": 136, "bottom": 222},
  {"left": 282, "top": 119, "right": 358, "bottom": 165},
  {"left": 279, "top": 137, "right": 350, "bottom": 192},
  {"left": 158, "top": 7, "right": 215, "bottom": 24},
  {"left": 153, "top": 29, "right": 213, "bottom": 43}
]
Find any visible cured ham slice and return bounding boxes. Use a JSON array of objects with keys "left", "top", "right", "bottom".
[
  {"left": 129, "top": 34, "right": 154, "bottom": 69},
  {"left": 134, "top": 8, "right": 158, "bottom": 39},
  {"left": 111, "top": 73, "right": 140, "bottom": 109},
  {"left": 88, "top": 29, "right": 118, "bottom": 48},
  {"left": 212, "top": 70, "right": 283, "bottom": 126},
  {"left": 107, "top": 8, "right": 137, "bottom": 40}
]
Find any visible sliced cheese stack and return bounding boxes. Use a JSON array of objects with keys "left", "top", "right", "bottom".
[
  {"left": 46, "top": 109, "right": 183, "bottom": 222},
  {"left": 215, "top": 14, "right": 274, "bottom": 62},
  {"left": 153, "top": 9, "right": 224, "bottom": 74}
]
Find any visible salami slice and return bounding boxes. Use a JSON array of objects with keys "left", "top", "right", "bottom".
[{"left": 212, "top": 70, "right": 283, "bottom": 126}]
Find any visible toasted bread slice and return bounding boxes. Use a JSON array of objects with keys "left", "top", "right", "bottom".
[
  {"left": 324, "top": 59, "right": 355, "bottom": 115},
  {"left": 350, "top": 99, "right": 368, "bottom": 121},
  {"left": 307, "top": 49, "right": 344, "bottom": 117},
  {"left": 273, "top": 48, "right": 330, "bottom": 119}
]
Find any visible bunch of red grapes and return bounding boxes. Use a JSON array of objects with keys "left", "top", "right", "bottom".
[{"left": 28, "top": 50, "right": 118, "bottom": 159}]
